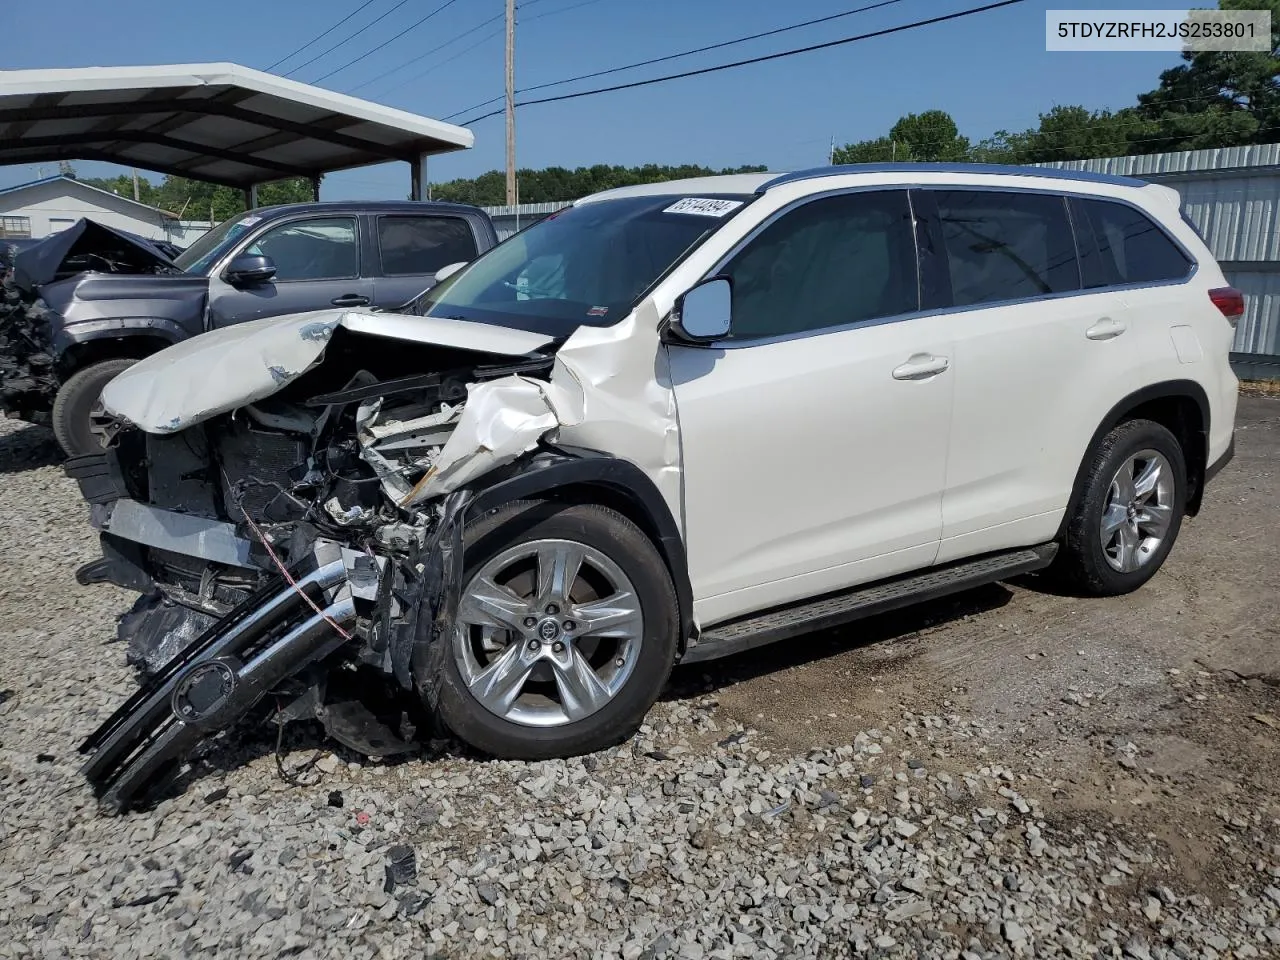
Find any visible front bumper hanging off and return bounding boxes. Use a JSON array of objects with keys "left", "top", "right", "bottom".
[{"left": 79, "top": 542, "right": 366, "bottom": 814}]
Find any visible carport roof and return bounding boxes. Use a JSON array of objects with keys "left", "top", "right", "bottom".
[{"left": 0, "top": 62, "right": 473, "bottom": 189}]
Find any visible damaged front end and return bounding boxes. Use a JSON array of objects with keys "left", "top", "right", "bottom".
[
  {"left": 1, "top": 219, "right": 180, "bottom": 418},
  {"left": 69, "top": 309, "right": 574, "bottom": 812}
]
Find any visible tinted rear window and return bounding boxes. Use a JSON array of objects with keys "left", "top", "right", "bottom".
[
  {"left": 934, "top": 190, "right": 1079, "bottom": 307},
  {"left": 378, "top": 216, "right": 478, "bottom": 276},
  {"left": 1073, "top": 198, "right": 1191, "bottom": 287}
]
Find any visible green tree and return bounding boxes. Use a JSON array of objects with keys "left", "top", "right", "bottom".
[
  {"left": 889, "top": 110, "right": 970, "bottom": 161},
  {"left": 968, "top": 129, "right": 1034, "bottom": 163},
  {"left": 1132, "top": 0, "right": 1280, "bottom": 152},
  {"left": 430, "top": 163, "right": 767, "bottom": 205},
  {"left": 1019, "top": 105, "right": 1135, "bottom": 163},
  {"left": 82, "top": 174, "right": 315, "bottom": 221},
  {"left": 832, "top": 136, "right": 912, "bottom": 164},
  {"left": 831, "top": 110, "right": 968, "bottom": 164}
]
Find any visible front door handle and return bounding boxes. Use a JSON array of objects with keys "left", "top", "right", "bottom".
[
  {"left": 331, "top": 294, "right": 371, "bottom": 307},
  {"left": 892, "top": 354, "right": 950, "bottom": 381},
  {"left": 1086, "top": 317, "right": 1127, "bottom": 340}
]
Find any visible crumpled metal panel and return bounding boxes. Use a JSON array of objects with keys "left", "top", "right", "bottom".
[{"left": 99, "top": 308, "right": 556, "bottom": 434}]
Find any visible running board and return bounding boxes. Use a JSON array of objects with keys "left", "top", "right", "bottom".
[{"left": 681, "top": 544, "right": 1058, "bottom": 664}]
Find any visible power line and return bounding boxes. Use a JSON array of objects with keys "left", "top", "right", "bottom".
[
  {"left": 521, "top": 0, "right": 612, "bottom": 22},
  {"left": 443, "top": 0, "right": 912, "bottom": 122},
  {"left": 459, "top": 0, "right": 1027, "bottom": 125},
  {"left": 378, "top": 27, "right": 506, "bottom": 98},
  {"left": 348, "top": 10, "right": 505, "bottom": 93},
  {"left": 265, "top": 0, "right": 382, "bottom": 72},
  {"left": 285, "top": 0, "right": 414, "bottom": 77},
  {"left": 312, "top": 0, "right": 465, "bottom": 84}
]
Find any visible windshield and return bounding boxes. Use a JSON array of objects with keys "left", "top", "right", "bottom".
[
  {"left": 172, "top": 214, "right": 264, "bottom": 275},
  {"left": 412, "top": 194, "right": 750, "bottom": 337}
]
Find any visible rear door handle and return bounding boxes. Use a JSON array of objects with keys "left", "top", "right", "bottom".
[
  {"left": 892, "top": 354, "right": 950, "bottom": 381},
  {"left": 1086, "top": 317, "right": 1127, "bottom": 340},
  {"left": 330, "top": 294, "right": 370, "bottom": 307}
]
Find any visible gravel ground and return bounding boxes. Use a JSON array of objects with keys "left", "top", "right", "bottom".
[{"left": 1, "top": 401, "right": 1278, "bottom": 960}]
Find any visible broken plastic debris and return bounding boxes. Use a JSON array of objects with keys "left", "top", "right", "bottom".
[
  {"left": 401, "top": 375, "right": 582, "bottom": 505},
  {"left": 323, "top": 497, "right": 370, "bottom": 526}
]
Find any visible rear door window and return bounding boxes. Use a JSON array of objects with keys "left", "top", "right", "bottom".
[
  {"left": 932, "top": 190, "right": 1079, "bottom": 307},
  {"left": 1071, "top": 198, "right": 1192, "bottom": 288},
  {"left": 377, "top": 216, "right": 478, "bottom": 276}
]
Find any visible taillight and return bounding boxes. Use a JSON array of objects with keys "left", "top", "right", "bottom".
[{"left": 1209, "top": 286, "right": 1245, "bottom": 327}]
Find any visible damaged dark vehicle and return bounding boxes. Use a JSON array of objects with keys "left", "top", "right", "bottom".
[{"left": 1, "top": 203, "right": 497, "bottom": 457}]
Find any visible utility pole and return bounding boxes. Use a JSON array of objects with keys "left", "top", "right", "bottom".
[
  {"left": 504, "top": 0, "right": 516, "bottom": 206},
  {"left": 829, "top": 136, "right": 835, "bottom": 166},
  {"left": 132, "top": 168, "right": 140, "bottom": 202}
]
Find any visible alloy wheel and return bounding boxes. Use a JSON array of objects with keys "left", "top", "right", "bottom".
[
  {"left": 1100, "top": 448, "right": 1175, "bottom": 573},
  {"left": 453, "top": 538, "right": 644, "bottom": 727}
]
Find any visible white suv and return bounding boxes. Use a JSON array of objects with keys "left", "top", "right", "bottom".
[{"left": 71, "top": 164, "right": 1239, "bottom": 811}]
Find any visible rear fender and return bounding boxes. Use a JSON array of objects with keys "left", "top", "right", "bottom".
[{"left": 1058, "top": 379, "right": 1210, "bottom": 537}]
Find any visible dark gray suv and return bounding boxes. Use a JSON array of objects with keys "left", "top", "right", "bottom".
[{"left": 1, "top": 201, "right": 497, "bottom": 456}]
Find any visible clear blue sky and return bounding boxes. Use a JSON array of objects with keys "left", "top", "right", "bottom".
[{"left": 3, "top": 0, "right": 1187, "bottom": 200}]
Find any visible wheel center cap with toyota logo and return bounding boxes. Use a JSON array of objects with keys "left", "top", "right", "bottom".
[{"left": 537, "top": 619, "right": 562, "bottom": 643}]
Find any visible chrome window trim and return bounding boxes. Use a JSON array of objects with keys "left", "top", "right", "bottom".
[{"left": 684, "top": 182, "right": 1198, "bottom": 351}]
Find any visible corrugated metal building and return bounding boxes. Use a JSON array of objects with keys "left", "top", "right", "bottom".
[{"left": 1039, "top": 145, "right": 1280, "bottom": 374}]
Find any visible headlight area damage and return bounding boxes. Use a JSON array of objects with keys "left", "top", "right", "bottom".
[{"left": 68, "top": 309, "right": 585, "bottom": 814}]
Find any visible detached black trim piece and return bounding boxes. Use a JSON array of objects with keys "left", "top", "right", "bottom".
[
  {"left": 63, "top": 451, "right": 128, "bottom": 505},
  {"left": 1205, "top": 431, "right": 1235, "bottom": 485}
]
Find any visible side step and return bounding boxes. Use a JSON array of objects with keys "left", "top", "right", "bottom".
[{"left": 682, "top": 543, "right": 1058, "bottom": 664}]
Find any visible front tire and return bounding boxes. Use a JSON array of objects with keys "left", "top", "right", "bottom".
[
  {"left": 51, "top": 358, "right": 135, "bottom": 458},
  {"left": 1055, "top": 418, "right": 1187, "bottom": 596},
  {"left": 425, "top": 500, "right": 679, "bottom": 760}
]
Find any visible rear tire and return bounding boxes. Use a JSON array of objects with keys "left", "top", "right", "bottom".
[
  {"left": 52, "top": 358, "right": 135, "bottom": 458},
  {"left": 1054, "top": 418, "right": 1187, "bottom": 596},
  {"left": 423, "top": 500, "right": 679, "bottom": 760}
]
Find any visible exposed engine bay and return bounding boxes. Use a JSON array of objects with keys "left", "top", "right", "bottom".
[{"left": 69, "top": 316, "right": 573, "bottom": 812}]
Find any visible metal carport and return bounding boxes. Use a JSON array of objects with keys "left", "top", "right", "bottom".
[{"left": 0, "top": 62, "right": 473, "bottom": 204}]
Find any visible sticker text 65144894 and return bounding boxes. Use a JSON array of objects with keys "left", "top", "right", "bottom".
[{"left": 663, "top": 198, "right": 744, "bottom": 217}]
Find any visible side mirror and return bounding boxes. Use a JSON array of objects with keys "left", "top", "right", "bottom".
[
  {"left": 434, "top": 261, "right": 468, "bottom": 284},
  {"left": 668, "top": 277, "right": 731, "bottom": 343},
  {"left": 225, "top": 253, "right": 276, "bottom": 286}
]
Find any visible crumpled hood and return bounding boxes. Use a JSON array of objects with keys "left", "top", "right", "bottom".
[
  {"left": 11, "top": 218, "right": 177, "bottom": 293},
  {"left": 101, "top": 308, "right": 557, "bottom": 434}
]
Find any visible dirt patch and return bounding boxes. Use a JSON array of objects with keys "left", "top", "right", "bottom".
[{"left": 696, "top": 396, "right": 1280, "bottom": 902}]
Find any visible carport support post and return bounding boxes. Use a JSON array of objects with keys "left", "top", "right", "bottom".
[
  {"left": 411, "top": 153, "right": 429, "bottom": 201},
  {"left": 310, "top": 176, "right": 321, "bottom": 202},
  {"left": 243, "top": 183, "right": 259, "bottom": 210}
]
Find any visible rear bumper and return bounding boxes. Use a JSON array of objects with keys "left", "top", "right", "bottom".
[{"left": 1205, "top": 430, "right": 1235, "bottom": 486}]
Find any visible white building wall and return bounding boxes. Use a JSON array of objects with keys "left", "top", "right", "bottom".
[{"left": 0, "top": 180, "right": 173, "bottom": 240}]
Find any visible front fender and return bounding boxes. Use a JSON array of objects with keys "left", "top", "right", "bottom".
[
  {"left": 50, "top": 317, "right": 188, "bottom": 358},
  {"left": 465, "top": 446, "right": 696, "bottom": 652}
]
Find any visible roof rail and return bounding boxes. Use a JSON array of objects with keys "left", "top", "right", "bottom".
[{"left": 759, "top": 162, "right": 1148, "bottom": 192}]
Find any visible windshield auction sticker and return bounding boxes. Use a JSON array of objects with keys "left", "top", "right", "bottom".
[
  {"left": 1047, "top": 9, "right": 1270, "bottom": 52},
  {"left": 663, "top": 198, "right": 744, "bottom": 217}
]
